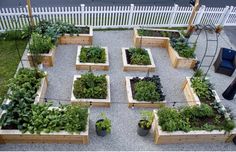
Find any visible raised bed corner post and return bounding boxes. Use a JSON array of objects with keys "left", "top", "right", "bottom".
[{"left": 187, "top": 0, "right": 200, "bottom": 33}]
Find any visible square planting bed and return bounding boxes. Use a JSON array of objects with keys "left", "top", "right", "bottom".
[
  {"left": 133, "top": 28, "right": 182, "bottom": 48},
  {"left": 59, "top": 26, "right": 93, "bottom": 45},
  {"left": 76, "top": 46, "right": 109, "bottom": 71},
  {"left": 153, "top": 109, "right": 231, "bottom": 144},
  {"left": 125, "top": 76, "right": 166, "bottom": 108},
  {"left": 27, "top": 47, "right": 56, "bottom": 67},
  {"left": 71, "top": 75, "right": 111, "bottom": 107},
  {"left": 122, "top": 48, "right": 155, "bottom": 72},
  {"left": 182, "top": 77, "right": 220, "bottom": 106},
  {"left": 0, "top": 109, "right": 90, "bottom": 144}
]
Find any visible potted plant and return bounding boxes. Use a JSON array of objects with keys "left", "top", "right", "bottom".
[
  {"left": 137, "top": 111, "right": 153, "bottom": 136},
  {"left": 95, "top": 112, "right": 111, "bottom": 137}
]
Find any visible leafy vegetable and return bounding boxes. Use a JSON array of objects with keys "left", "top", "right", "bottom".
[
  {"left": 73, "top": 73, "right": 107, "bottom": 99},
  {"left": 128, "top": 48, "right": 151, "bottom": 65},
  {"left": 96, "top": 112, "right": 111, "bottom": 133},
  {"left": 80, "top": 46, "right": 106, "bottom": 63}
]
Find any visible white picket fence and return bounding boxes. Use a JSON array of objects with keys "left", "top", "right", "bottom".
[{"left": 0, "top": 4, "right": 236, "bottom": 31}]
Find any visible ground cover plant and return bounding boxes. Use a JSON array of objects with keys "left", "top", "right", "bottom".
[
  {"left": 130, "top": 75, "right": 165, "bottom": 102},
  {"left": 126, "top": 48, "right": 151, "bottom": 65},
  {"left": 73, "top": 73, "right": 107, "bottom": 99},
  {"left": 0, "top": 30, "right": 28, "bottom": 104},
  {"left": 80, "top": 46, "right": 106, "bottom": 63}
]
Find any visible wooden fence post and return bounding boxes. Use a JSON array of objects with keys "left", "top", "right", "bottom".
[
  {"left": 128, "top": 4, "right": 134, "bottom": 28},
  {"left": 187, "top": 0, "right": 200, "bottom": 32},
  {"left": 169, "top": 4, "right": 178, "bottom": 28},
  {"left": 26, "top": 0, "right": 35, "bottom": 26}
]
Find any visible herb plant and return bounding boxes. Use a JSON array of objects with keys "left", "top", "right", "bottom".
[
  {"left": 139, "top": 111, "right": 153, "bottom": 129},
  {"left": 80, "top": 46, "right": 106, "bottom": 63},
  {"left": 29, "top": 33, "right": 54, "bottom": 54},
  {"left": 131, "top": 75, "right": 165, "bottom": 102},
  {"left": 128, "top": 48, "right": 151, "bottom": 65},
  {"left": 96, "top": 112, "right": 111, "bottom": 134},
  {"left": 134, "top": 81, "right": 160, "bottom": 101},
  {"left": 191, "top": 77, "right": 214, "bottom": 101},
  {"left": 73, "top": 73, "right": 107, "bottom": 99}
]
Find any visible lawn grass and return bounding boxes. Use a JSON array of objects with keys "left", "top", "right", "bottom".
[{"left": 0, "top": 40, "right": 27, "bottom": 104}]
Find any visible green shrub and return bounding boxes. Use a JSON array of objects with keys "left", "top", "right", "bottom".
[
  {"left": 134, "top": 81, "right": 160, "bottom": 101},
  {"left": 73, "top": 73, "right": 107, "bottom": 99},
  {"left": 170, "top": 37, "right": 196, "bottom": 58},
  {"left": 80, "top": 46, "right": 106, "bottom": 63},
  {"left": 191, "top": 77, "right": 214, "bottom": 100},
  {"left": 128, "top": 48, "right": 151, "bottom": 65},
  {"left": 29, "top": 33, "right": 54, "bottom": 54},
  {"left": 0, "top": 30, "right": 24, "bottom": 40}
]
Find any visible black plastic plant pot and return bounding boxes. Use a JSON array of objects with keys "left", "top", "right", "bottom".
[
  {"left": 96, "top": 119, "right": 107, "bottom": 137},
  {"left": 137, "top": 120, "right": 151, "bottom": 136}
]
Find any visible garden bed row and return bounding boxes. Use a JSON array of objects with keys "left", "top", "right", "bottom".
[{"left": 0, "top": 68, "right": 89, "bottom": 144}]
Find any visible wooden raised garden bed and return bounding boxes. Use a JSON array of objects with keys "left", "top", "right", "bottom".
[
  {"left": 59, "top": 26, "right": 93, "bottom": 45},
  {"left": 134, "top": 28, "right": 197, "bottom": 69},
  {"left": 125, "top": 76, "right": 166, "bottom": 108},
  {"left": 122, "top": 48, "right": 155, "bottom": 72},
  {"left": 133, "top": 28, "right": 181, "bottom": 48},
  {"left": 71, "top": 75, "right": 111, "bottom": 107},
  {"left": 27, "top": 47, "right": 56, "bottom": 67},
  {"left": 34, "top": 73, "right": 48, "bottom": 104},
  {"left": 0, "top": 109, "right": 90, "bottom": 144},
  {"left": 153, "top": 109, "right": 231, "bottom": 144},
  {"left": 76, "top": 46, "right": 109, "bottom": 71},
  {"left": 182, "top": 77, "right": 220, "bottom": 106},
  {"left": 167, "top": 44, "right": 197, "bottom": 68}
]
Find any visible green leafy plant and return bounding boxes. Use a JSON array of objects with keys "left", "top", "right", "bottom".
[
  {"left": 26, "top": 103, "right": 88, "bottom": 134},
  {"left": 191, "top": 77, "right": 214, "bottom": 101},
  {"left": 80, "top": 46, "right": 106, "bottom": 63},
  {"left": 193, "top": 69, "right": 204, "bottom": 77},
  {"left": 0, "top": 68, "right": 45, "bottom": 130},
  {"left": 128, "top": 48, "right": 151, "bottom": 65},
  {"left": 29, "top": 33, "right": 54, "bottom": 54},
  {"left": 139, "top": 111, "right": 153, "bottom": 129},
  {"left": 134, "top": 81, "right": 160, "bottom": 101},
  {"left": 96, "top": 112, "right": 111, "bottom": 133},
  {"left": 157, "top": 104, "right": 235, "bottom": 132},
  {"left": 73, "top": 73, "right": 107, "bottom": 99},
  {"left": 170, "top": 37, "right": 196, "bottom": 58}
]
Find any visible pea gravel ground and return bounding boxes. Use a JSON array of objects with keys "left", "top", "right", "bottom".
[{"left": 1, "top": 30, "right": 236, "bottom": 151}]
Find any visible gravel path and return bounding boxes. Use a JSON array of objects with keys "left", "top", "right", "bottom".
[{"left": 1, "top": 30, "right": 236, "bottom": 151}]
